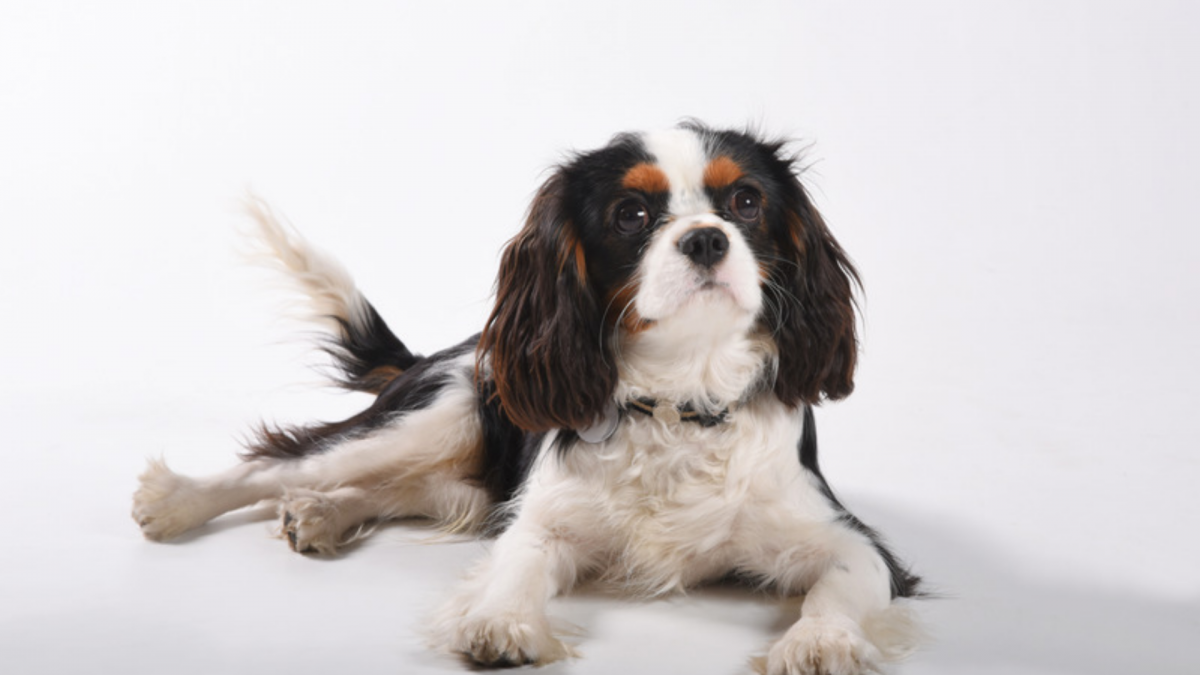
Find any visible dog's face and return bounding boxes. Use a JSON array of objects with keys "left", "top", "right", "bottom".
[{"left": 480, "top": 123, "right": 859, "bottom": 432}]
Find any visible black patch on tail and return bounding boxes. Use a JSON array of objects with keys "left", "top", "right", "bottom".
[
  {"left": 798, "top": 405, "right": 923, "bottom": 599},
  {"left": 242, "top": 337, "right": 474, "bottom": 461},
  {"left": 323, "top": 299, "right": 420, "bottom": 394}
]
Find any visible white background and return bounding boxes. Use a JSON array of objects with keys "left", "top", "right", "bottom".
[{"left": 2, "top": 1, "right": 1197, "bottom": 674}]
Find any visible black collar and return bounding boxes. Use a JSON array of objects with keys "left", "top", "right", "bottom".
[{"left": 622, "top": 397, "right": 731, "bottom": 428}]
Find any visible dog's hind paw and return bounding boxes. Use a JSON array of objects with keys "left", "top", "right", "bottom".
[
  {"left": 278, "top": 488, "right": 366, "bottom": 555},
  {"left": 132, "top": 459, "right": 208, "bottom": 541}
]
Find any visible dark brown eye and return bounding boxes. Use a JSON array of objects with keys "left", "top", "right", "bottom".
[
  {"left": 615, "top": 200, "right": 650, "bottom": 235},
  {"left": 730, "top": 188, "right": 761, "bottom": 222}
]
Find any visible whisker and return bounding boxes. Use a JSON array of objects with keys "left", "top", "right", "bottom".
[
  {"left": 610, "top": 294, "right": 643, "bottom": 369},
  {"left": 599, "top": 277, "right": 642, "bottom": 369},
  {"left": 761, "top": 278, "right": 802, "bottom": 335}
]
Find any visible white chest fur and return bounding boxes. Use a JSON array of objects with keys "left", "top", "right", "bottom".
[{"left": 527, "top": 398, "right": 839, "bottom": 595}]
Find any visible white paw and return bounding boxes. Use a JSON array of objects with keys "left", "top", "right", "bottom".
[
  {"left": 131, "top": 459, "right": 208, "bottom": 541},
  {"left": 761, "top": 616, "right": 883, "bottom": 675},
  {"left": 278, "top": 488, "right": 356, "bottom": 555},
  {"left": 442, "top": 610, "right": 573, "bottom": 667}
]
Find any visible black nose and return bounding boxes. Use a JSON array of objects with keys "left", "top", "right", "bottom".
[{"left": 678, "top": 227, "right": 729, "bottom": 268}]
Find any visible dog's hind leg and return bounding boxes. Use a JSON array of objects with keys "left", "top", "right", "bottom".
[
  {"left": 265, "top": 362, "right": 493, "bottom": 554},
  {"left": 132, "top": 455, "right": 299, "bottom": 541},
  {"left": 277, "top": 468, "right": 488, "bottom": 555},
  {"left": 277, "top": 485, "right": 380, "bottom": 554},
  {"left": 134, "top": 345, "right": 492, "bottom": 548}
]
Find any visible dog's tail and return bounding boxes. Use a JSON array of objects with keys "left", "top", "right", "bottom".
[{"left": 243, "top": 196, "right": 420, "bottom": 394}]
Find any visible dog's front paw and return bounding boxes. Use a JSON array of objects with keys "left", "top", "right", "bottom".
[
  {"left": 278, "top": 488, "right": 354, "bottom": 555},
  {"left": 760, "top": 616, "right": 882, "bottom": 675},
  {"left": 132, "top": 459, "right": 207, "bottom": 541},
  {"left": 435, "top": 604, "right": 574, "bottom": 668}
]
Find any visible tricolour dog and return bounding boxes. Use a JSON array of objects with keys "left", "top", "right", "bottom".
[{"left": 133, "top": 122, "right": 922, "bottom": 674}]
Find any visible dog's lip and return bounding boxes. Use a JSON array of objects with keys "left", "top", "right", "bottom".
[
  {"left": 637, "top": 272, "right": 755, "bottom": 323},
  {"left": 685, "top": 278, "right": 743, "bottom": 307}
]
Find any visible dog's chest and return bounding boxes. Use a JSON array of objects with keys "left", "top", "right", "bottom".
[{"left": 589, "top": 415, "right": 799, "bottom": 588}]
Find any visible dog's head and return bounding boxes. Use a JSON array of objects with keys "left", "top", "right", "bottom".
[{"left": 479, "top": 122, "right": 859, "bottom": 432}]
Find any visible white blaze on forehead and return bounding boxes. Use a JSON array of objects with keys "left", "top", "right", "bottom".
[
  {"left": 633, "top": 129, "right": 763, "bottom": 325},
  {"left": 641, "top": 128, "right": 710, "bottom": 215}
]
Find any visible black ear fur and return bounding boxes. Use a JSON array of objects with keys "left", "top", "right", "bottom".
[
  {"left": 477, "top": 172, "right": 616, "bottom": 432},
  {"left": 767, "top": 170, "right": 860, "bottom": 406}
]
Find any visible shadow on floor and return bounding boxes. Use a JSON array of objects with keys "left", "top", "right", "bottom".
[
  {"left": 170, "top": 494, "right": 1199, "bottom": 674},
  {"left": 844, "top": 498, "right": 1199, "bottom": 674}
]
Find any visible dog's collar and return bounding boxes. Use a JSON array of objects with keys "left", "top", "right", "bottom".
[
  {"left": 576, "top": 368, "right": 774, "bottom": 445},
  {"left": 575, "top": 397, "right": 735, "bottom": 444},
  {"left": 622, "top": 397, "right": 732, "bottom": 428}
]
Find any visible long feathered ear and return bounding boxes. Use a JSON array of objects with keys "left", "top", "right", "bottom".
[
  {"left": 768, "top": 171, "right": 860, "bottom": 406},
  {"left": 477, "top": 171, "right": 616, "bottom": 432}
]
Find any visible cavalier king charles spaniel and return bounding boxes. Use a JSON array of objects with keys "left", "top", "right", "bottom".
[{"left": 133, "top": 122, "right": 922, "bottom": 674}]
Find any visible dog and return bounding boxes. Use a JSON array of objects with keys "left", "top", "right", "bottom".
[{"left": 132, "top": 122, "right": 922, "bottom": 674}]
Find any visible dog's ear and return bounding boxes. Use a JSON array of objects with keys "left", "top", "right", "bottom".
[
  {"left": 477, "top": 171, "right": 616, "bottom": 432},
  {"left": 767, "top": 168, "right": 860, "bottom": 406}
]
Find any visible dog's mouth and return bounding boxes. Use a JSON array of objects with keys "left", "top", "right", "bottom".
[
  {"left": 635, "top": 273, "right": 755, "bottom": 323},
  {"left": 687, "top": 276, "right": 743, "bottom": 307}
]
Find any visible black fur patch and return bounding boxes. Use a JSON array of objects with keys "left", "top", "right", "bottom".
[
  {"left": 798, "top": 405, "right": 922, "bottom": 599},
  {"left": 323, "top": 299, "right": 420, "bottom": 393},
  {"left": 241, "top": 337, "right": 474, "bottom": 461},
  {"left": 474, "top": 380, "right": 540, "bottom": 507}
]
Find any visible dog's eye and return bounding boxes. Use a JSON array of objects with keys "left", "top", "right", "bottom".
[
  {"left": 615, "top": 201, "right": 650, "bottom": 235},
  {"left": 730, "top": 188, "right": 761, "bottom": 222}
]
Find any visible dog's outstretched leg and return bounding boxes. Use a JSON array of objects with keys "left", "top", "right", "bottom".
[
  {"left": 434, "top": 523, "right": 584, "bottom": 667},
  {"left": 749, "top": 526, "right": 922, "bottom": 675},
  {"left": 132, "top": 457, "right": 291, "bottom": 541},
  {"left": 133, "top": 351, "right": 490, "bottom": 549},
  {"left": 432, "top": 434, "right": 603, "bottom": 667}
]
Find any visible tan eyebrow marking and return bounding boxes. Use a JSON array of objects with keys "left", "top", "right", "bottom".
[
  {"left": 622, "top": 163, "right": 670, "bottom": 193},
  {"left": 703, "top": 156, "right": 744, "bottom": 189}
]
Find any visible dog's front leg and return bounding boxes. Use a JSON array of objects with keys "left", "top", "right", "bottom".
[
  {"left": 762, "top": 528, "right": 897, "bottom": 675},
  {"left": 434, "top": 514, "right": 588, "bottom": 667}
]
